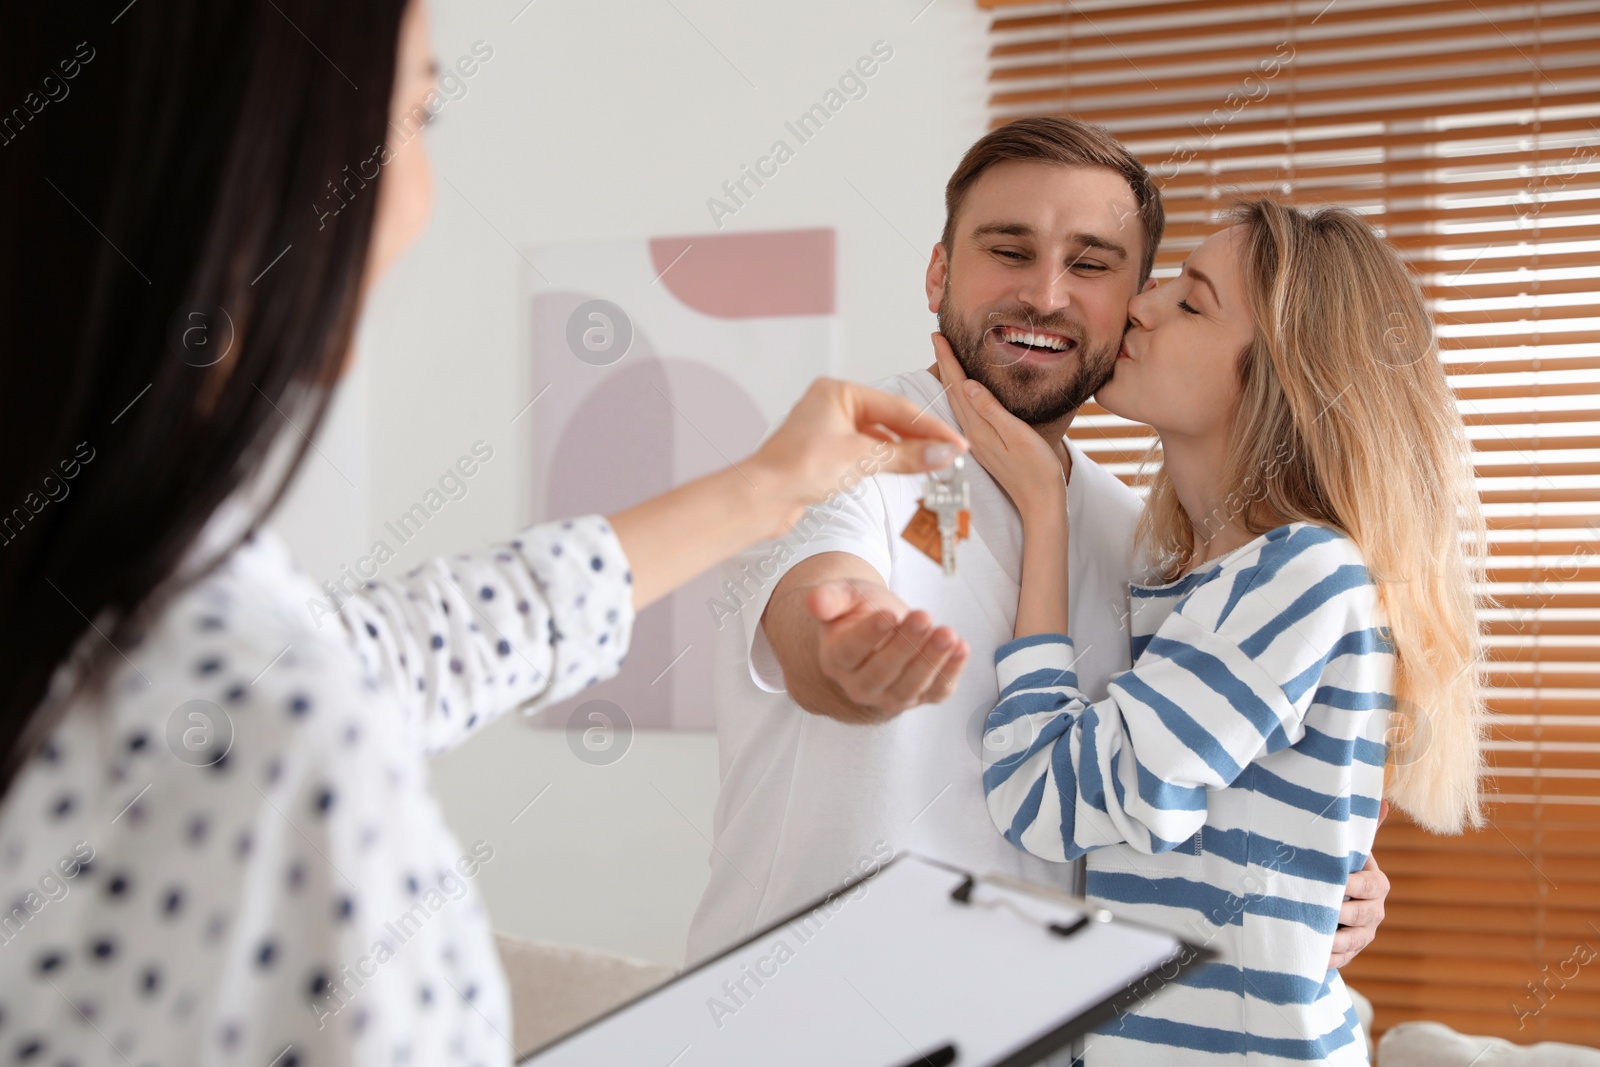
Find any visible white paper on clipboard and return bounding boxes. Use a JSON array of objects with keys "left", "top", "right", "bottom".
[{"left": 519, "top": 853, "right": 1213, "bottom": 1067}]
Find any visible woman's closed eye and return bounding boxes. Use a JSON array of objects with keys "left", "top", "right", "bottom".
[{"left": 1177, "top": 298, "right": 1201, "bottom": 315}]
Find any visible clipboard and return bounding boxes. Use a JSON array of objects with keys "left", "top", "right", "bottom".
[{"left": 518, "top": 853, "right": 1215, "bottom": 1067}]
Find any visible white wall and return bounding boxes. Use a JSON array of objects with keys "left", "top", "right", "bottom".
[{"left": 273, "top": 0, "right": 991, "bottom": 968}]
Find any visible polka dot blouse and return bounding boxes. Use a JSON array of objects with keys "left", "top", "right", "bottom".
[{"left": 0, "top": 511, "right": 635, "bottom": 1065}]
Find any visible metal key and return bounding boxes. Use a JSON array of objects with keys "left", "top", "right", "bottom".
[{"left": 923, "top": 455, "right": 970, "bottom": 577}]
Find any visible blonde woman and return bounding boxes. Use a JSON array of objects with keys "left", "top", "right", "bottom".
[{"left": 935, "top": 199, "right": 1485, "bottom": 1064}]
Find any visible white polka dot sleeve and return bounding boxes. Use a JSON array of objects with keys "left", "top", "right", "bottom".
[{"left": 329, "top": 515, "right": 636, "bottom": 754}]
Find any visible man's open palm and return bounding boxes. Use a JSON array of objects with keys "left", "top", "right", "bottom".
[{"left": 806, "top": 579, "right": 970, "bottom": 723}]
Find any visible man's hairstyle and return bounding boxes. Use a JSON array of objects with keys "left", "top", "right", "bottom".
[{"left": 942, "top": 116, "right": 1165, "bottom": 284}]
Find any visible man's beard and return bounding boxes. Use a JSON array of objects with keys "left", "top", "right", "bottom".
[{"left": 937, "top": 285, "right": 1119, "bottom": 426}]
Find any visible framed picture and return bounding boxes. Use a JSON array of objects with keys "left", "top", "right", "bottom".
[{"left": 522, "top": 228, "right": 837, "bottom": 730}]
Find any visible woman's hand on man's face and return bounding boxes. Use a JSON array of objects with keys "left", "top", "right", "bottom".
[{"left": 930, "top": 333, "right": 1066, "bottom": 520}]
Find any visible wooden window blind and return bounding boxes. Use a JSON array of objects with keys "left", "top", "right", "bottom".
[{"left": 979, "top": 0, "right": 1600, "bottom": 1047}]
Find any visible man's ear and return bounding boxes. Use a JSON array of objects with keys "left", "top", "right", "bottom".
[
  {"left": 1141, "top": 276, "right": 1158, "bottom": 293},
  {"left": 925, "top": 244, "right": 949, "bottom": 313}
]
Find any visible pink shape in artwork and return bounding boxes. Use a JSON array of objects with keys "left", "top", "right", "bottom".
[{"left": 649, "top": 228, "right": 835, "bottom": 319}]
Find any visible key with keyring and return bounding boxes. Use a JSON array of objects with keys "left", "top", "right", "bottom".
[{"left": 916, "top": 455, "right": 971, "bottom": 576}]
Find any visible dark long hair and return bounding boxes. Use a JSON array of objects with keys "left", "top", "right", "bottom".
[{"left": 0, "top": 0, "right": 410, "bottom": 794}]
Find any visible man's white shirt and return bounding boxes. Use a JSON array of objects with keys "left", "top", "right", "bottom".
[{"left": 689, "top": 369, "right": 1144, "bottom": 963}]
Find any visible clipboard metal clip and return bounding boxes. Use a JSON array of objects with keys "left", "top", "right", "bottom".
[{"left": 948, "top": 874, "right": 1108, "bottom": 939}]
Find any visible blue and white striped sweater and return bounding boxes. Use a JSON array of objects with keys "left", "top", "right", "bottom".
[{"left": 982, "top": 522, "right": 1392, "bottom": 1065}]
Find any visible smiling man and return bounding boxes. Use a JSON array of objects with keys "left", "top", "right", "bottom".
[{"left": 688, "top": 119, "right": 1388, "bottom": 1001}]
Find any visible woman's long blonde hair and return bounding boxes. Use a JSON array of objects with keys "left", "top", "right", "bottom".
[{"left": 1136, "top": 198, "right": 1487, "bottom": 834}]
